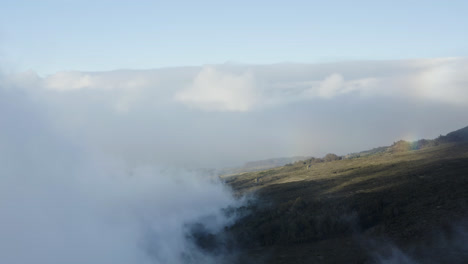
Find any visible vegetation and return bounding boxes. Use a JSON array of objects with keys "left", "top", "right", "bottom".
[
  {"left": 220, "top": 156, "right": 310, "bottom": 176},
  {"left": 323, "top": 153, "right": 340, "bottom": 162},
  {"left": 217, "top": 126, "right": 468, "bottom": 263}
]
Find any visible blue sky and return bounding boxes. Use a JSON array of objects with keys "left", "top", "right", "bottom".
[{"left": 1, "top": 0, "right": 467, "bottom": 74}]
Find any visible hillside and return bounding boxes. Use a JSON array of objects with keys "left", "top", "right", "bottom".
[
  {"left": 215, "top": 129, "right": 468, "bottom": 263},
  {"left": 219, "top": 156, "right": 310, "bottom": 176},
  {"left": 439, "top": 125, "right": 468, "bottom": 142}
]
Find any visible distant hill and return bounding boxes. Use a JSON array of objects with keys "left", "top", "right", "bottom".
[
  {"left": 437, "top": 125, "right": 468, "bottom": 143},
  {"left": 220, "top": 156, "right": 309, "bottom": 176},
  {"left": 344, "top": 126, "right": 468, "bottom": 159},
  {"left": 221, "top": 126, "right": 468, "bottom": 177}
]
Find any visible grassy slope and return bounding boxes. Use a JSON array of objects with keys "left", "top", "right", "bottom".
[
  {"left": 219, "top": 156, "right": 310, "bottom": 176},
  {"left": 225, "top": 143, "right": 468, "bottom": 263}
]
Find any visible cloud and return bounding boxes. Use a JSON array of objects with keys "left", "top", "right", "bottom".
[
  {"left": 174, "top": 66, "right": 257, "bottom": 112},
  {"left": 317, "top": 73, "right": 344, "bottom": 98},
  {"left": 45, "top": 71, "right": 94, "bottom": 90},
  {"left": 2, "top": 58, "right": 468, "bottom": 264},
  {"left": 411, "top": 58, "right": 468, "bottom": 104},
  {"left": 0, "top": 84, "right": 242, "bottom": 264},
  {"left": 24, "top": 58, "right": 468, "bottom": 113},
  {"left": 3, "top": 58, "right": 468, "bottom": 168},
  {"left": 301, "top": 73, "right": 380, "bottom": 99}
]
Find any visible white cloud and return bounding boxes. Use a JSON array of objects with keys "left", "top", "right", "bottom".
[
  {"left": 174, "top": 66, "right": 257, "bottom": 112},
  {"left": 42, "top": 71, "right": 161, "bottom": 112},
  {"left": 411, "top": 58, "right": 468, "bottom": 104},
  {"left": 3, "top": 58, "right": 468, "bottom": 168},
  {"left": 21, "top": 58, "right": 468, "bottom": 113},
  {"left": 299, "top": 74, "right": 379, "bottom": 100},
  {"left": 45, "top": 71, "right": 94, "bottom": 90},
  {"left": 317, "top": 73, "right": 344, "bottom": 98},
  {"left": 43, "top": 71, "right": 156, "bottom": 91}
]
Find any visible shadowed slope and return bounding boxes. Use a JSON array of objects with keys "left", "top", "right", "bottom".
[{"left": 224, "top": 140, "right": 468, "bottom": 263}]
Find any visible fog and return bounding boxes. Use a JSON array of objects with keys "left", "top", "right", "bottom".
[
  {"left": 0, "top": 86, "right": 241, "bottom": 263},
  {"left": 1, "top": 58, "right": 468, "bottom": 263}
]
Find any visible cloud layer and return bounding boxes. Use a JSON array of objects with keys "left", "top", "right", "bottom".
[
  {"left": 22, "top": 57, "right": 467, "bottom": 112},
  {"left": 3, "top": 58, "right": 468, "bottom": 167}
]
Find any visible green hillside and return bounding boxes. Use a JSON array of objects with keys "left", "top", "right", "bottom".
[{"left": 218, "top": 130, "right": 468, "bottom": 263}]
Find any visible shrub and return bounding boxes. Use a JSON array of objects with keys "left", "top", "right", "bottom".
[{"left": 324, "top": 153, "right": 340, "bottom": 162}]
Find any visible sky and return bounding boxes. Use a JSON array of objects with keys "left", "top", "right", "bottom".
[{"left": 1, "top": 0, "right": 468, "bottom": 74}]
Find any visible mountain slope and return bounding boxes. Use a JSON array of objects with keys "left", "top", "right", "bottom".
[
  {"left": 220, "top": 156, "right": 310, "bottom": 176},
  {"left": 221, "top": 128, "right": 468, "bottom": 264},
  {"left": 439, "top": 125, "right": 468, "bottom": 142}
]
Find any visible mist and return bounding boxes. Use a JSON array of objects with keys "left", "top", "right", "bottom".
[
  {"left": 0, "top": 86, "right": 242, "bottom": 263},
  {"left": 1, "top": 58, "right": 468, "bottom": 263}
]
